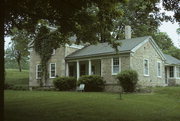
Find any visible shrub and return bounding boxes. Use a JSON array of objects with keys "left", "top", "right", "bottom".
[
  {"left": 4, "top": 83, "right": 14, "bottom": 90},
  {"left": 78, "top": 75, "right": 105, "bottom": 92},
  {"left": 53, "top": 77, "right": 76, "bottom": 91},
  {"left": 117, "top": 70, "right": 138, "bottom": 92},
  {"left": 11, "top": 85, "right": 29, "bottom": 90}
]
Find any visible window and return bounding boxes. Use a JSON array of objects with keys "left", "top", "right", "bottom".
[
  {"left": 36, "top": 64, "right": 42, "bottom": 79},
  {"left": 112, "top": 58, "right": 120, "bottom": 75},
  {"left": 144, "top": 59, "right": 149, "bottom": 76},
  {"left": 169, "top": 66, "right": 174, "bottom": 78},
  {"left": 50, "top": 63, "right": 56, "bottom": 78},
  {"left": 176, "top": 66, "right": 180, "bottom": 78},
  {"left": 157, "top": 62, "right": 161, "bottom": 77}
]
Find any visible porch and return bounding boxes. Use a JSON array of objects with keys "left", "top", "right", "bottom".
[
  {"left": 65, "top": 59, "right": 101, "bottom": 79},
  {"left": 165, "top": 65, "right": 180, "bottom": 86}
]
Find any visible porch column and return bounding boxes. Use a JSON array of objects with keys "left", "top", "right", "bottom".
[
  {"left": 77, "top": 60, "right": 80, "bottom": 80},
  {"left": 65, "top": 62, "right": 69, "bottom": 76},
  {"left": 88, "top": 59, "right": 92, "bottom": 75},
  {"left": 174, "top": 66, "right": 176, "bottom": 78}
]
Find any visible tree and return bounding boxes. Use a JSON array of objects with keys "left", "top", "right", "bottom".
[
  {"left": 5, "top": 47, "right": 29, "bottom": 70},
  {"left": 9, "top": 28, "right": 30, "bottom": 72},
  {"left": 112, "top": 0, "right": 173, "bottom": 40},
  {"left": 1, "top": 0, "right": 180, "bottom": 120},
  {"left": 152, "top": 32, "right": 174, "bottom": 51},
  {"left": 164, "top": 46, "right": 180, "bottom": 60},
  {"left": 177, "top": 28, "right": 180, "bottom": 47},
  {"left": 34, "top": 25, "right": 64, "bottom": 86}
]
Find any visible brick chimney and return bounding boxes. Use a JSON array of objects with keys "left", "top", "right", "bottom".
[{"left": 125, "top": 25, "right": 131, "bottom": 39}]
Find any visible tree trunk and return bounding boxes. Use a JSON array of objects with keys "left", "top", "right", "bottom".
[
  {"left": 16, "top": 52, "right": 22, "bottom": 72},
  {"left": 17, "top": 60, "right": 22, "bottom": 72},
  {"left": 0, "top": 0, "right": 5, "bottom": 120}
]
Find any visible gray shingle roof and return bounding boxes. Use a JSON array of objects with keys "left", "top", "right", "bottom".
[
  {"left": 164, "top": 54, "right": 180, "bottom": 65},
  {"left": 66, "top": 36, "right": 150, "bottom": 59}
]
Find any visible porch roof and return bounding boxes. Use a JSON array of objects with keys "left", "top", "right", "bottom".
[
  {"left": 66, "top": 36, "right": 150, "bottom": 59},
  {"left": 164, "top": 54, "right": 180, "bottom": 65}
]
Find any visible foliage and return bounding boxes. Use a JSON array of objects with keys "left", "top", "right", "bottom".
[
  {"left": 163, "top": 46, "right": 180, "bottom": 60},
  {"left": 5, "top": 48, "right": 29, "bottom": 70},
  {"left": 152, "top": 32, "right": 174, "bottom": 51},
  {"left": 117, "top": 70, "right": 138, "bottom": 92},
  {"left": 34, "top": 25, "right": 64, "bottom": 86},
  {"left": 53, "top": 77, "right": 76, "bottom": 91},
  {"left": 78, "top": 75, "right": 105, "bottom": 92},
  {"left": 112, "top": 0, "right": 172, "bottom": 40},
  {"left": 177, "top": 28, "right": 180, "bottom": 35},
  {"left": 7, "top": 28, "right": 30, "bottom": 72}
]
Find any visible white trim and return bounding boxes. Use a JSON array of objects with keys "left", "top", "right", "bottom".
[
  {"left": 65, "top": 62, "right": 69, "bottom": 76},
  {"left": 131, "top": 37, "right": 166, "bottom": 61},
  {"left": 131, "top": 39, "right": 149, "bottom": 52},
  {"left": 174, "top": 66, "right": 176, "bottom": 78},
  {"left": 51, "top": 49, "right": 56, "bottom": 55},
  {"left": 149, "top": 37, "right": 166, "bottom": 60},
  {"left": 49, "top": 63, "right": 56, "bottom": 78},
  {"left": 65, "top": 44, "right": 84, "bottom": 49},
  {"left": 157, "top": 61, "right": 162, "bottom": 78},
  {"left": 36, "top": 64, "right": 41, "bottom": 79},
  {"left": 143, "top": 59, "right": 149, "bottom": 76},
  {"left": 88, "top": 60, "right": 92, "bottom": 75},
  {"left": 176, "top": 66, "right": 180, "bottom": 79},
  {"left": 77, "top": 60, "right": 80, "bottom": 80},
  {"left": 111, "top": 57, "right": 121, "bottom": 75}
]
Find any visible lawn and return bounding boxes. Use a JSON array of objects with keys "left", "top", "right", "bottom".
[
  {"left": 5, "top": 69, "right": 29, "bottom": 86},
  {"left": 5, "top": 87, "right": 180, "bottom": 121}
]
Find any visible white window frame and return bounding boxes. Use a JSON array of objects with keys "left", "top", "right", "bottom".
[
  {"left": 176, "top": 66, "right": 180, "bottom": 78},
  {"left": 144, "top": 59, "right": 149, "bottom": 76},
  {"left": 49, "top": 63, "right": 56, "bottom": 78},
  {"left": 51, "top": 49, "right": 56, "bottom": 55},
  {"left": 111, "top": 57, "right": 121, "bottom": 75},
  {"left": 36, "top": 64, "right": 42, "bottom": 79},
  {"left": 157, "top": 61, "right": 161, "bottom": 78}
]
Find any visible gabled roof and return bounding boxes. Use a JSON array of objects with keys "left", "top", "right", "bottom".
[
  {"left": 66, "top": 36, "right": 165, "bottom": 60},
  {"left": 66, "top": 36, "right": 150, "bottom": 59},
  {"left": 164, "top": 54, "right": 180, "bottom": 65}
]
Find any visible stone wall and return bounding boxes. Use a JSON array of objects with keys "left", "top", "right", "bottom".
[
  {"left": 101, "top": 54, "right": 130, "bottom": 85},
  {"left": 130, "top": 41, "right": 166, "bottom": 86},
  {"left": 29, "top": 46, "right": 79, "bottom": 87}
]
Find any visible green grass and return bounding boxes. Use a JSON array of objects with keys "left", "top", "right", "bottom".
[
  {"left": 5, "top": 87, "right": 180, "bottom": 121},
  {"left": 5, "top": 69, "right": 29, "bottom": 86}
]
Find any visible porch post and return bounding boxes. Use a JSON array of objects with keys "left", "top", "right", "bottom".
[
  {"left": 65, "top": 62, "right": 69, "bottom": 76},
  {"left": 174, "top": 66, "right": 176, "bottom": 78},
  {"left": 77, "top": 60, "right": 80, "bottom": 80},
  {"left": 88, "top": 59, "right": 92, "bottom": 75}
]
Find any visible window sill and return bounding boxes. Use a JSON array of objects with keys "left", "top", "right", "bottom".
[
  {"left": 157, "top": 76, "right": 162, "bottom": 78},
  {"left": 144, "top": 75, "right": 149, "bottom": 77},
  {"left": 112, "top": 73, "right": 118, "bottom": 75},
  {"left": 49, "top": 77, "right": 56, "bottom": 79}
]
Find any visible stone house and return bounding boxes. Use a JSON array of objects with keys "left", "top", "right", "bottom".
[{"left": 29, "top": 28, "right": 180, "bottom": 91}]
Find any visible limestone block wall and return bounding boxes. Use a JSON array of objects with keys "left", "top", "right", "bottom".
[
  {"left": 130, "top": 41, "right": 165, "bottom": 86},
  {"left": 101, "top": 54, "right": 130, "bottom": 84},
  {"left": 176, "top": 79, "right": 180, "bottom": 85},
  {"left": 29, "top": 47, "right": 66, "bottom": 86},
  {"left": 29, "top": 46, "right": 79, "bottom": 87}
]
